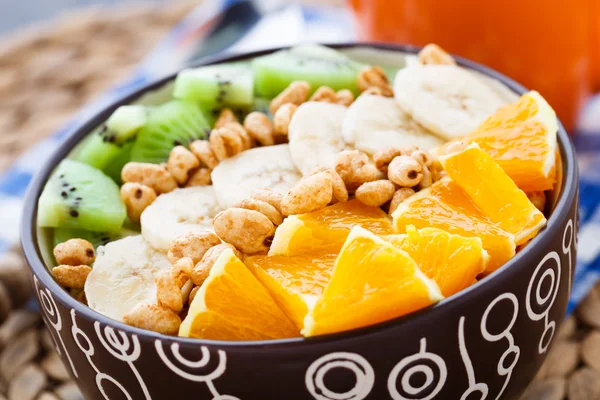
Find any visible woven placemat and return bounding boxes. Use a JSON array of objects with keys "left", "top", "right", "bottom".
[
  {"left": 0, "top": 3, "right": 595, "bottom": 400},
  {"left": 0, "top": 1, "right": 196, "bottom": 173}
]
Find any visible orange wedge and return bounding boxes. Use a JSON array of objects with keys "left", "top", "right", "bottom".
[
  {"left": 269, "top": 199, "right": 394, "bottom": 256},
  {"left": 179, "top": 249, "right": 298, "bottom": 340},
  {"left": 439, "top": 144, "right": 546, "bottom": 245},
  {"left": 440, "top": 91, "right": 558, "bottom": 191},
  {"left": 384, "top": 226, "right": 488, "bottom": 297},
  {"left": 302, "top": 227, "right": 442, "bottom": 337},
  {"left": 245, "top": 254, "right": 336, "bottom": 329},
  {"left": 392, "top": 179, "right": 516, "bottom": 272}
]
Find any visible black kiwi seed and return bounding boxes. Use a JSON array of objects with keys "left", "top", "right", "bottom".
[
  {"left": 75, "top": 197, "right": 82, "bottom": 201},
  {"left": 69, "top": 210, "right": 79, "bottom": 218},
  {"left": 59, "top": 174, "right": 65, "bottom": 179},
  {"left": 62, "top": 183, "right": 69, "bottom": 187},
  {"left": 70, "top": 187, "right": 76, "bottom": 192},
  {"left": 173, "top": 140, "right": 182, "bottom": 146},
  {"left": 135, "top": 189, "right": 143, "bottom": 199},
  {"left": 61, "top": 191, "right": 68, "bottom": 198},
  {"left": 98, "top": 124, "right": 108, "bottom": 136}
]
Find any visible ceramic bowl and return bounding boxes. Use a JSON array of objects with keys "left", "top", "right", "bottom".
[{"left": 21, "top": 43, "right": 579, "bottom": 400}]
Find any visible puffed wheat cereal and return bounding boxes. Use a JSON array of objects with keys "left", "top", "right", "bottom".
[
  {"left": 389, "top": 187, "right": 416, "bottom": 215},
  {"left": 335, "top": 150, "right": 380, "bottom": 192},
  {"left": 188, "top": 286, "right": 199, "bottom": 305},
  {"left": 190, "top": 140, "right": 219, "bottom": 169},
  {"left": 388, "top": 155, "right": 423, "bottom": 187},
  {"left": 357, "top": 66, "right": 393, "bottom": 97},
  {"left": 122, "top": 162, "right": 178, "bottom": 194},
  {"left": 270, "top": 81, "right": 310, "bottom": 114},
  {"left": 419, "top": 165, "right": 433, "bottom": 189},
  {"left": 273, "top": 103, "right": 297, "bottom": 138},
  {"left": 167, "top": 145, "right": 200, "bottom": 184},
  {"left": 120, "top": 182, "right": 157, "bottom": 223},
  {"left": 335, "top": 89, "right": 355, "bottom": 106},
  {"left": 168, "top": 231, "right": 222, "bottom": 265},
  {"left": 191, "top": 243, "right": 239, "bottom": 286},
  {"left": 311, "top": 166, "right": 349, "bottom": 203},
  {"left": 418, "top": 44, "right": 456, "bottom": 65},
  {"left": 214, "top": 108, "right": 238, "bottom": 129},
  {"left": 213, "top": 208, "right": 276, "bottom": 254},
  {"left": 52, "top": 265, "right": 92, "bottom": 289},
  {"left": 355, "top": 180, "right": 396, "bottom": 207},
  {"left": 172, "top": 257, "right": 194, "bottom": 287},
  {"left": 123, "top": 303, "right": 181, "bottom": 335},
  {"left": 309, "top": 86, "right": 337, "bottom": 103},
  {"left": 281, "top": 171, "right": 333, "bottom": 216},
  {"left": 155, "top": 269, "right": 183, "bottom": 313},
  {"left": 185, "top": 168, "right": 212, "bottom": 187},
  {"left": 236, "top": 197, "right": 283, "bottom": 226},
  {"left": 244, "top": 112, "right": 275, "bottom": 146},
  {"left": 250, "top": 188, "right": 284, "bottom": 214},
  {"left": 53, "top": 238, "right": 95, "bottom": 266},
  {"left": 209, "top": 125, "right": 244, "bottom": 161}
]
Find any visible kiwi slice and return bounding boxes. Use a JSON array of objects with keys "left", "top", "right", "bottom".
[
  {"left": 38, "top": 159, "right": 126, "bottom": 233},
  {"left": 53, "top": 227, "right": 138, "bottom": 250},
  {"left": 130, "top": 100, "right": 210, "bottom": 163},
  {"left": 102, "top": 141, "right": 133, "bottom": 184},
  {"left": 74, "top": 105, "right": 147, "bottom": 170},
  {"left": 172, "top": 63, "right": 254, "bottom": 109},
  {"left": 252, "top": 44, "right": 365, "bottom": 98}
]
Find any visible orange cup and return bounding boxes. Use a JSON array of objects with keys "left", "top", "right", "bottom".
[{"left": 349, "top": 0, "right": 600, "bottom": 132}]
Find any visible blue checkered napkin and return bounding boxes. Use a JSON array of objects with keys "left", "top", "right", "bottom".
[{"left": 2, "top": 0, "right": 599, "bottom": 312}]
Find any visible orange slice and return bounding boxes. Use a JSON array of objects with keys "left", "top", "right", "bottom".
[
  {"left": 179, "top": 249, "right": 298, "bottom": 340},
  {"left": 384, "top": 225, "right": 488, "bottom": 297},
  {"left": 392, "top": 179, "right": 516, "bottom": 272},
  {"left": 440, "top": 91, "right": 558, "bottom": 191},
  {"left": 439, "top": 144, "right": 546, "bottom": 245},
  {"left": 302, "top": 227, "right": 442, "bottom": 337},
  {"left": 245, "top": 254, "right": 336, "bottom": 329},
  {"left": 269, "top": 199, "right": 393, "bottom": 256}
]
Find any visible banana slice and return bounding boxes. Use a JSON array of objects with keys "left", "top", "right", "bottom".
[
  {"left": 393, "top": 65, "right": 506, "bottom": 140},
  {"left": 141, "top": 186, "right": 222, "bottom": 251},
  {"left": 288, "top": 101, "right": 348, "bottom": 175},
  {"left": 342, "top": 94, "right": 444, "bottom": 155},
  {"left": 211, "top": 144, "right": 302, "bottom": 209},
  {"left": 85, "top": 235, "right": 171, "bottom": 322}
]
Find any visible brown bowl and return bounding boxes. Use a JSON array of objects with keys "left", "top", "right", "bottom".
[{"left": 21, "top": 43, "right": 579, "bottom": 400}]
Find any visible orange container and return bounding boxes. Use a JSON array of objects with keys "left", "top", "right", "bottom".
[{"left": 350, "top": 0, "right": 600, "bottom": 131}]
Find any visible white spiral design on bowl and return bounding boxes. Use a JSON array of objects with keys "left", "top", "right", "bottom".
[
  {"left": 387, "top": 338, "right": 447, "bottom": 400},
  {"left": 481, "top": 293, "right": 520, "bottom": 400},
  {"left": 525, "top": 251, "right": 561, "bottom": 354},
  {"left": 34, "top": 277, "right": 78, "bottom": 378},
  {"left": 70, "top": 309, "right": 135, "bottom": 399},
  {"left": 94, "top": 322, "right": 150, "bottom": 399},
  {"left": 155, "top": 340, "right": 238, "bottom": 399},
  {"left": 306, "top": 352, "right": 374, "bottom": 400},
  {"left": 458, "top": 316, "right": 489, "bottom": 400},
  {"left": 562, "top": 219, "right": 574, "bottom": 297}
]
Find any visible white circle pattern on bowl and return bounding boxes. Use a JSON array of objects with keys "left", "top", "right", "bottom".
[{"left": 33, "top": 213, "right": 577, "bottom": 399}]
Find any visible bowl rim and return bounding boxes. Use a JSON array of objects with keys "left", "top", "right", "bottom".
[{"left": 21, "top": 42, "right": 578, "bottom": 348}]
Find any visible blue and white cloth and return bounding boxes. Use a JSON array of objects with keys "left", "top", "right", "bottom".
[{"left": 1, "top": 0, "right": 598, "bottom": 313}]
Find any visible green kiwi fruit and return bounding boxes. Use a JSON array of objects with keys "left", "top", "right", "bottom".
[
  {"left": 130, "top": 100, "right": 210, "bottom": 163},
  {"left": 252, "top": 44, "right": 365, "bottom": 98},
  {"left": 74, "top": 105, "right": 147, "bottom": 170},
  {"left": 173, "top": 63, "right": 254, "bottom": 109},
  {"left": 38, "top": 159, "right": 126, "bottom": 233}
]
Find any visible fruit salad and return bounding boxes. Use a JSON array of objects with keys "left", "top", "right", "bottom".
[{"left": 37, "top": 44, "right": 558, "bottom": 340}]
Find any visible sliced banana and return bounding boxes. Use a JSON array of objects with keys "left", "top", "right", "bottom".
[
  {"left": 141, "top": 186, "right": 222, "bottom": 251},
  {"left": 211, "top": 144, "right": 302, "bottom": 209},
  {"left": 288, "top": 101, "right": 348, "bottom": 175},
  {"left": 393, "top": 64, "right": 506, "bottom": 140},
  {"left": 85, "top": 235, "right": 171, "bottom": 322},
  {"left": 342, "top": 94, "right": 444, "bottom": 155}
]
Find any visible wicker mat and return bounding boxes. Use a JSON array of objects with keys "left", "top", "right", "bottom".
[{"left": 0, "top": 3, "right": 596, "bottom": 400}]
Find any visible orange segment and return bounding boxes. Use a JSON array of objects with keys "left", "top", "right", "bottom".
[
  {"left": 439, "top": 144, "right": 546, "bottom": 245},
  {"left": 440, "top": 91, "right": 558, "bottom": 191},
  {"left": 384, "top": 226, "right": 488, "bottom": 297},
  {"left": 245, "top": 254, "right": 336, "bottom": 329},
  {"left": 392, "top": 180, "right": 516, "bottom": 272},
  {"left": 270, "top": 199, "right": 393, "bottom": 256},
  {"left": 302, "top": 227, "right": 442, "bottom": 337},
  {"left": 179, "top": 249, "right": 298, "bottom": 340}
]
